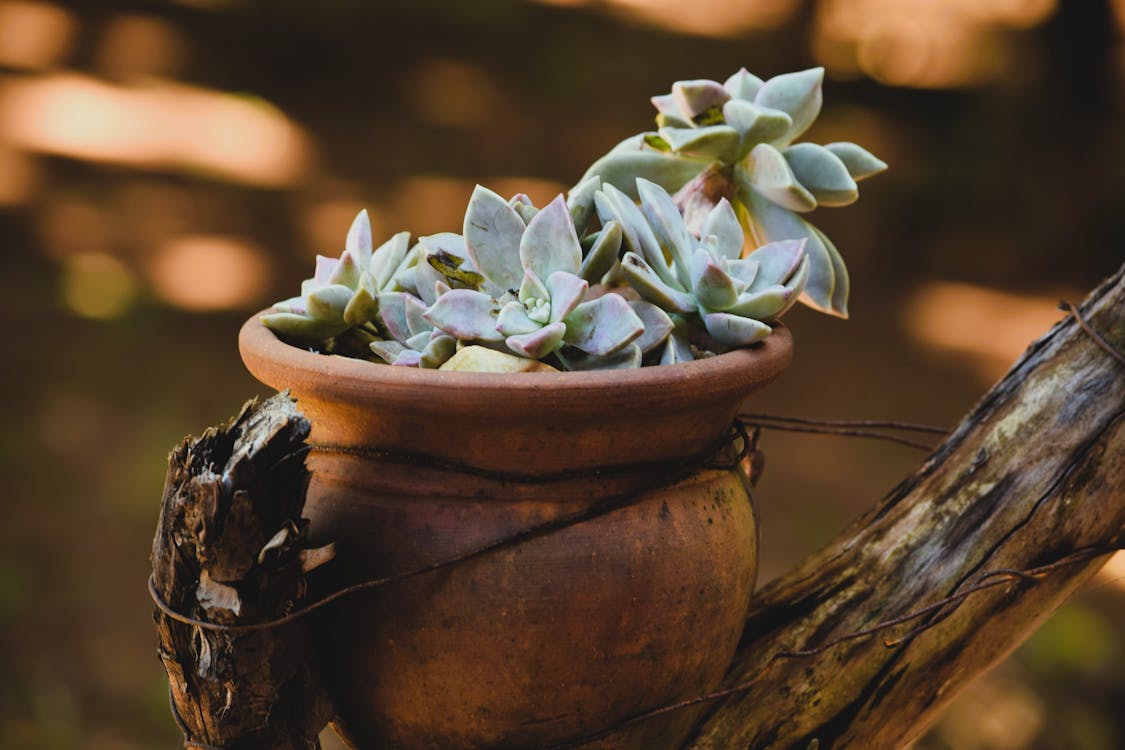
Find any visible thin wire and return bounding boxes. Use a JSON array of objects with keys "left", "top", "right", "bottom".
[
  {"left": 1059, "top": 300, "right": 1125, "bottom": 368},
  {"left": 740, "top": 413, "right": 948, "bottom": 435},
  {"left": 737, "top": 419, "right": 937, "bottom": 451}
]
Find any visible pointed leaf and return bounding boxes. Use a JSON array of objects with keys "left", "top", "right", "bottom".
[
  {"left": 629, "top": 300, "right": 674, "bottom": 354},
  {"left": 345, "top": 209, "right": 373, "bottom": 267},
  {"left": 754, "top": 67, "right": 824, "bottom": 144},
  {"left": 518, "top": 268, "right": 550, "bottom": 305},
  {"left": 784, "top": 143, "right": 858, "bottom": 206},
  {"left": 637, "top": 178, "right": 695, "bottom": 285},
  {"left": 567, "top": 176, "right": 601, "bottom": 233},
  {"left": 405, "top": 331, "right": 431, "bottom": 351},
  {"left": 702, "top": 312, "right": 773, "bottom": 347},
  {"left": 746, "top": 238, "right": 807, "bottom": 289},
  {"left": 546, "top": 271, "right": 588, "bottom": 323},
  {"left": 579, "top": 149, "right": 711, "bottom": 200},
  {"left": 722, "top": 100, "right": 792, "bottom": 150},
  {"left": 392, "top": 349, "right": 423, "bottom": 367},
  {"left": 505, "top": 321, "right": 566, "bottom": 359},
  {"left": 691, "top": 248, "right": 739, "bottom": 311},
  {"left": 463, "top": 186, "right": 525, "bottom": 292},
  {"left": 313, "top": 255, "right": 339, "bottom": 286},
  {"left": 620, "top": 252, "right": 697, "bottom": 315},
  {"left": 723, "top": 68, "right": 765, "bottom": 101},
  {"left": 724, "top": 257, "right": 759, "bottom": 287},
  {"left": 595, "top": 184, "right": 677, "bottom": 287},
  {"left": 579, "top": 221, "right": 622, "bottom": 283},
  {"left": 660, "top": 328, "right": 695, "bottom": 365},
  {"left": 811, "top": 224, "right": 849, "bottom": 318},
  {"left": 403, "top": 293, "right": 431, "bottom": 337},
  {"left": 520, "top": 195, "right": 581, "bottom": 281},
  {"left": 746, "top": 143, "right": 817, "bottom": 212},
  {"left": 328, "top": 251, "right": 361, "bottom": 289},
  {"left": 496, "top": 300, "right": 541, "bottom": 337},
  {"left": 423, "top": 289, "right": 503, "bottom": 342},
  {"left": 419, "top": 333, "right": 457, "bottom": 369},
  {"left": 261, "top": 312, "right": 347, "bottom": 342},
  {"left": 306, "top": 284, "right": 353, "bottom": 322},
  {"left": 377, "top": 292, "right": 412, "bottom": 342},
  {"left": 776, "top": 253, "right": 811, "bottom": 317},
  {"left": 343, "top": 284, "right": 379, "bottom": 326},
  {"left": 658, "top": 125, "right": 741, "bottom": 162},
  {"left": 370, "top": 231, "right": 412, "bottom": 290},
  {"left": 724, "top": 286, "right": 789, "bottom": 320},
  {"left": 825, "top": 142, "right": 888, "bottom": 181},
  {"left": 369, "top": 339, "right": 407, "bottom": 364},
  {"left": 562, "top": 293, "right": 644, "bottom": 356},
  {"left": 701, "top": 198, "right": 744, "bottom": 260},
  {"left": 672, "top": 79, "right": 731, "bottom": 119}
]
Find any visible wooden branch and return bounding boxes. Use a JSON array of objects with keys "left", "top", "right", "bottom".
[
  {"left": 685, "top": 263, "right": 1125, "bottom": 749},
  {"left": 151, "top": 393, "right": 334, "bottom": 749}
]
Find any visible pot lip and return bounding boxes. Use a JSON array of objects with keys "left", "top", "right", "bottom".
[{"left": 239, "top": 309, "right": 793, "bottom": 399}]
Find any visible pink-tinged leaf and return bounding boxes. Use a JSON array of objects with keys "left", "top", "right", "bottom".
[
  {"left": 496, "top": 300, "right": 540, "bottom": 337},
  {"left": 546, "top": 271, "right": 588, "bottom": 324},
  {"left": 314, "top": 255, "right": 339, "bottom": 286},
  {"left": 747, "top": 238, "right": 807, "bottom": 290},
  {"left": 691, "top": 249, "right": 739, "bottom": 311},
  {"left": 392, "top": 349, "right": 423, "bottom": 367},
  {"left": 423, "top": 289, "right": 503, "bottom": 342},
  {"left": 345, "top": 209, "right": 373, "bottom": 266},
  {"left": 629, "top": 300, "right": 674, "bottom": 354},
  {"left": 595, "top": 184, "right": 677, "bottom": 287},
  {"left": 464, "top": 185, "right": 525, "bottom": 291},
  {"left": 520, "top": 195, "right": 581, "bottom": 282},
  {"left": 369, "top": 340, "right": 407, "bottom": 364},
  {"left": 746, "top": 143, "right": 817, "bottom": 213},
  {"left": 672, "top": 79, "right": 730, "bottom": 119},
  {"left": 505, "top": 321, "right": 566, "bottom": 359},
  {"left": 377, "top": 292, "right": 412, "bottom": 342},
  {"left": 557, "top": 343, "right": 642, "bottom": 371},
  {"left": 701, "top": 199, "right": 744, "bottom": 260},
  {"left": 518, "top": 269, "right": 550, "bottom": 305},
  {"left": 563, "top": 293, "right": 644, "bottom": 356},
  {"left": 621, "top": 252, "right": 696, "bottom": 315},
  {"left": 702, "top": 311, "right": 772, "bottom": 347},
  {"left": 403, "top": 293, "right": 431, "bottom": 337}
]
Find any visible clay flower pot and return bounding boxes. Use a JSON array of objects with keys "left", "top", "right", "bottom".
[{"left": 239, "top": 314, "right": 793, "bottom": 750}]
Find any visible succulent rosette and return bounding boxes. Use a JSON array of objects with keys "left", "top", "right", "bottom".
[
  {"left": 580, "top": 67, "right": 886, "bottom": 318},
  {"left": 597, "top": 177, "right": 808, "bottom": 362},
  {"left": 423, "top": 187, "right": 645, "bottom": 364}
]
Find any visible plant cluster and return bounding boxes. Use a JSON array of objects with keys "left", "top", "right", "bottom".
[{"left": 264, "top": 67, "right": 885, "bottom": 371}]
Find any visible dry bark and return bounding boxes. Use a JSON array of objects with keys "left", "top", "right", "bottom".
[
  {"left": 684, "top": 263, "right": 1125, "bottom": 749},
  {"left": 151, "top": 392, "right": 334, "bottom": 749}
]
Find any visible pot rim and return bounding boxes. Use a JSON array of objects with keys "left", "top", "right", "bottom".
[{"left": 239, "top": 310, "right": 794, "bottom": 400}]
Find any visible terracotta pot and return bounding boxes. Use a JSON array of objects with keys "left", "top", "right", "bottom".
[{"left": 239, "top": 315, "right": 793, "bottom": 750}]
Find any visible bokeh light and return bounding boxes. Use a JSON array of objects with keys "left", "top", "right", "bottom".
[
  {"left": 147, "top": 235, "right": 271, "bottom": 311},
  {"left": 60, "top": 252, "right": 139, "bottom": 319},
  {"left": 0, "top": 1, "right": 75, "bottom": 71}
]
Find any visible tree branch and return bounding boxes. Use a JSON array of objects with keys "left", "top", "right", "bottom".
[{"left": 685, "top": 263, "right": 1125, "bottom": 748}]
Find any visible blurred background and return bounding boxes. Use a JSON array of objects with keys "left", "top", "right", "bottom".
[{"left": 0, "top": 0, "right": 1122, "bottom": 748}]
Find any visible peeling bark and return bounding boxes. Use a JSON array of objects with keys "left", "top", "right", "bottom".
[
  {"left": 151, "top": 393, "right": 334, "bottom": 749},
  {"left": 684, "top": 263, "right": 1125, "bottom": 749}
]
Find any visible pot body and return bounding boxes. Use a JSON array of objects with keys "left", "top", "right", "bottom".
[{"left": 239, "top": 316, "right": 793, "bottom": 749}]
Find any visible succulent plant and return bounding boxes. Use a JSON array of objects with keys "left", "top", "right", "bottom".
[
  {"left": 580, "top": 67, "right": 885, "bottom": 318},
  {"left": 261, "top": 66, "right": 884, "bottom": 372},
  {"left": 597, "top": 177, "right": 807, "bottom": 361},
  {"left": 423, "top": 187, "right": 645, "bottom": 363}
]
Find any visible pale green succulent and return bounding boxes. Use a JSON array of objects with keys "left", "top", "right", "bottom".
[
  {"left": 597, "top": 177, "right": 807, "bottom": 362},
  {"left": 422, "top": 187, "right": 645, "bottom": 365},
  {"left": 580, "top": 67, "right": 886, "bottom": 318}
]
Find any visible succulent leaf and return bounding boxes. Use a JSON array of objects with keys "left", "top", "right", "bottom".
[
  {"left": 721, "top": 100, "right": 792, "bottom": 150},
  {"left": 343, "top": 284, "right": 379, "bottom": 326},
  {"left": 691, "top": 249, "right": 740, "bottom": 311},
  {"left": 464, "top": 186, "right": 525, "bottom": 292},
  {"left": 369, "top": 339, "right": 407, "bottom": 365},
  {"left": 393, "top": 349, "right": 423, "bottom": 367},
  {"left": 518, "top": 269, "right": 551, "bottom": 305},
  {"left": 754, "top": 67, "right": 824, "bottom": 144},
  {"left": 701, "top": 198, "right": 744, "bottom": 260},
  {"left": 580, "top": 150, "right": 712, "bottom": 200},
  {"left": 657, "top": 125, "right": 742, "bottom": 162},
  {"left": 370, "top": 231, "right": 413, "bottom": 290},
  {"left": 825, "top": 142, "right": 888, "bottom": 181},
  {"left": 558, "top": 343, "right": 642, "bottom": 371},
  {"left": 630, "top": 300, "right": 675, "bottom": 354},
  {"left": 578, "top": 221, "right": 622, "bottom": 283},
  {"left": 562, "top": 293, "right": 644, "bottom": 356},
  {"left": 596, "top": 185, "right": 677, "bottom": 287},
  {"left": 746, "top": 143, "right": 817, "bottom": 213},
  {"left": 702, "top": 311, "right": 773, "bottom": 347},
  {"left": 345, "top": 209, "right": 374, "bottom": 268},
  {"left": 724, "top": 286, "right": 790, "bottom": 320},
  {"left": 546, "top": 271, "right": 588, "bottom": 324},
  {"left": 506, "top": 321, "right": 567, "bottom": 359},
  {"left": 637, "top": 178, "right": 695, "bottom": 285},
  {"left": 261, "top": 312, "right": 348, "bottom": 341},
  {"left": 377, "top": 292, "right": 413, "bottom": 342},
  {"left": 520, "top": 195, "right": 582, "bottom": 282},
  {"left": 659, "top": 328, "right": 695, "bottom": 365},
  {"left": 496, "top": 300, "right": 541, "bottom": 336},
  {"left": 812, "top": 224, "right": 849, "bottom": 317},
  {"left": 672, "top": 79, "right": 731, "bottom": 119},
  {"left": 419, "top": 333, "right": 457, "bottom": 369},
  {"left": 567, "top": 176, "right": 601, "bottom": 233},
  {"left": 746, "top": 239, "right": 807, "bottom": 291},
  {"left": 784, "top": 143, "right": 858, "bottom": 207},
  {"left": 423, "top": 289, "right": 504, "bottom": 342},
  {"left": 723, "top": 68, "right": 765, "bottom": 101},
  {"left": 621, "top": 253, "right": 697, "bottom": 315},
  {"left": 306, "top": 284, "right": 354, "bottom": 322}
]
